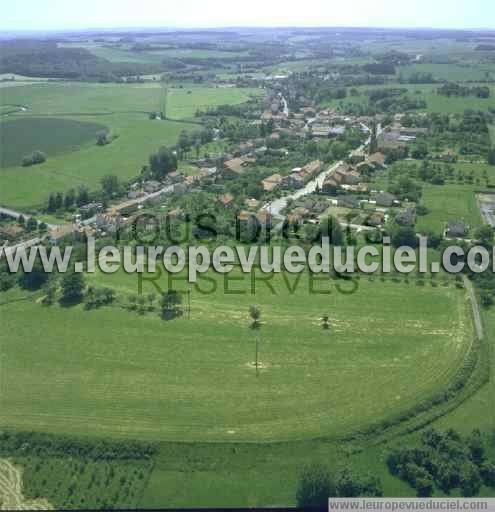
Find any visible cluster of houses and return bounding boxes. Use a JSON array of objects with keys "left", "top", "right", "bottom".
[
  {"left": 259, "top": 97, "right": 372, "bottom": 140},
  {"left": 321, "top": 152, "right": 387, "bottom": 195},
  {"left": 261, "top": 160, "right": 323, "bottom": 192},
  {"left": 377, "top": 120, "right": 429, "bottom": 152}
]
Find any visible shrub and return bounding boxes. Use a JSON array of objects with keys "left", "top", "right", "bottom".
[{"left": 22, "top": 150, "right": 46, "bottom": 166}]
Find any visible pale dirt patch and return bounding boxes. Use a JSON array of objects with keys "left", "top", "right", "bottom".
[
  {"left": 0, "top": 459, "right": 53, "bottom": 511},
  {"left": 245, "top": 361, "right": 271, "bottom": 370}
]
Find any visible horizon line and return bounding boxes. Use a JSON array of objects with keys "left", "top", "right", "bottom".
[{"left": 1, "top": 24, "right": 495, "bottom": 34}]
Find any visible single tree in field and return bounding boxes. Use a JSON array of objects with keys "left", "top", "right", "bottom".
[
  {"left": 42, "top": 282, "right": 57, "bottom": 306},
  {"left": 249, "top": 305, "right": 262, "bottom": 377},
  {"left": 160, "top": 290, "right": 182, "bottom": 320},
  {"left": 296, "top": 463, "right": 336, "bottom": 510},
  {"left": 60, "top": 271, "right": 85, "bottom": 305},
  {"left": 321, "top": 315, "right": 330, "bottom": 331}
]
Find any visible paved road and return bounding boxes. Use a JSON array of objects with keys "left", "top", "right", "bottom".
[
  {"left": 0, "top": 206, "right": 57, "bottom": 230},
  {"left": 81, "top": 183, "right": 175, "bottom": 226},
  {"left": 0, "top": 206, "right": 60, "bottom": 259},
  {"left": 265, "top": 126, "right": 378, "bottom": 219},
  {"left": 0, "top": 235, "right": 45, "bottom": 259}
]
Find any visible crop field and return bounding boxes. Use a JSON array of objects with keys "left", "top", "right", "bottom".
[
  {"left": 0, "top": 270, "right": 473, "bottom": 443},
  {"left": 0, "top": 82, "right": 262, "bottom": 208},
  {"left": 0, "top": 117, "right": 106, "bottom": 168}
]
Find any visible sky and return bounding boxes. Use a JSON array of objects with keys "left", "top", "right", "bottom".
[{"left": 1, "top": 0, "right": 494, "bottom": 31}]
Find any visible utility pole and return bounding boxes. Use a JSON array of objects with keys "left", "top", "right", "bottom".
[
  {"left": 255, "top": 331, "right": 259, "bottom": 377},
  {"left": 249, "top": 305, "right": 261, "bottom": 378},
  {"left": 188, "top": 288, "right": 191, "bottom": 320}
]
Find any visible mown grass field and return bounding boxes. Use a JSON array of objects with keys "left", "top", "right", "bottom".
[
  {"left": 0, "top": 82, "right": 262, "bottom": 209},
  {"left": 0, "top": 116, "right": 192, "bottom": 209},
  {"left": 166, "top": 86, "right": 263, "bottom": 120},
  {"left": 0, "top": 270, "right": 473, "bottom": 443},
  {"left": 416, "top": 183, "right": 483, "bottom": 235}
]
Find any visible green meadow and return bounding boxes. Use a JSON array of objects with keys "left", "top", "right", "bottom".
[
  {"left": 0, "top": 117, "right": 107, "bottom": 168},
  {"left": 0, "top": 270, "right": 473, "bottom": 443},
  {"left": 416, "top": 184, "right": 483, "bottom": 235},
  {"left": 0, "top": 82, "right": 262, "bottom": 209},
  {"left": 166, "top": 86, "right": 262, "bottom": 120}
]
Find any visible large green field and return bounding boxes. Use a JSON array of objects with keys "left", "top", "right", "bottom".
[
  {"left": 0, "top": 269, "right": 473, "bottom": 443},
  {"left": 0, "top": 117, "right": 106, "bottom": 168},
  {"left": 58, "top": 42, "right": 250, "bottom": 64},
  {"left": 416, "top": 183, "right": 483, "bottom": 235},
  {"left": 0, "top": 116, "right": 192, "bottom": 209},
  {"left": 0, "top": 82, "right": 262, "bottom": 209},
  {"left": 166, "top": 86, "right": 262, "bottom": 120}
]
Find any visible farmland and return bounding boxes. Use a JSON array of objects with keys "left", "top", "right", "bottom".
[
  {"left": 1, "top": 24, "right": 495, "bottom": 509},
  {"left": 0, "top": 117, "right": 106, "bottom": 168},
  {"left": 58, "top": 42, "right": 251, "bottom": 64},
  {"left": 0, "top": 270, "right": 473, "bottom": 443},
  {"left": 166, "top": 86, "right": 263, "bottom": 120},
  {"left": 0, "top": 82, "right": 261, "bottom": 208}
]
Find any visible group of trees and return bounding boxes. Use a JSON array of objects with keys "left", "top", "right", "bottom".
[
  {"left": 174, "top": 128, "right": 215, "bottom": 160},
  {"left": 21, "top": 150, "right": 46, "bottom": 167},
  {"left": 46, "top": 176, "right": 125, "bottom": 214},
  {"left": 437, "top": 83, "right": 491, "bottom": 99},
  {"left": 100, "top": 174, "right": 123, "bottom": 198},
  {"left": 160, "top": 290, "right": 183, "bottom": 320},
  {"left": 387, "top": 429, "right": 495, "bottom": 497},
  {"left": 47, "top": 186, "right": 90, "bottom": 213},
  {"left": 84, "top": 286, "right": 115, "bottom": 310},
  {"left": 0, "top": 40, "right": 163, "bottom": 81},
  {"left": 96, "top": 131, "right": 118, "bottom": 146},
  {"left": 144, "top": 146, "right": 178, "bottom": 181},
  {"left": 296, "top": 463, "right": 382, "bottom": 510},
  {"left": 388, "top": 176, "right": 422, "bottom": 203},
  {"left": 0, "top": 430, "right": 157, "bottom": 461},
  {"left": 15, "top": 214, "right": 46, "bottom": 233}
]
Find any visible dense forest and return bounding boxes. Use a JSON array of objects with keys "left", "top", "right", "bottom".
[{"left": 0, "top": 40, "right": 163, "bottom": 80}]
